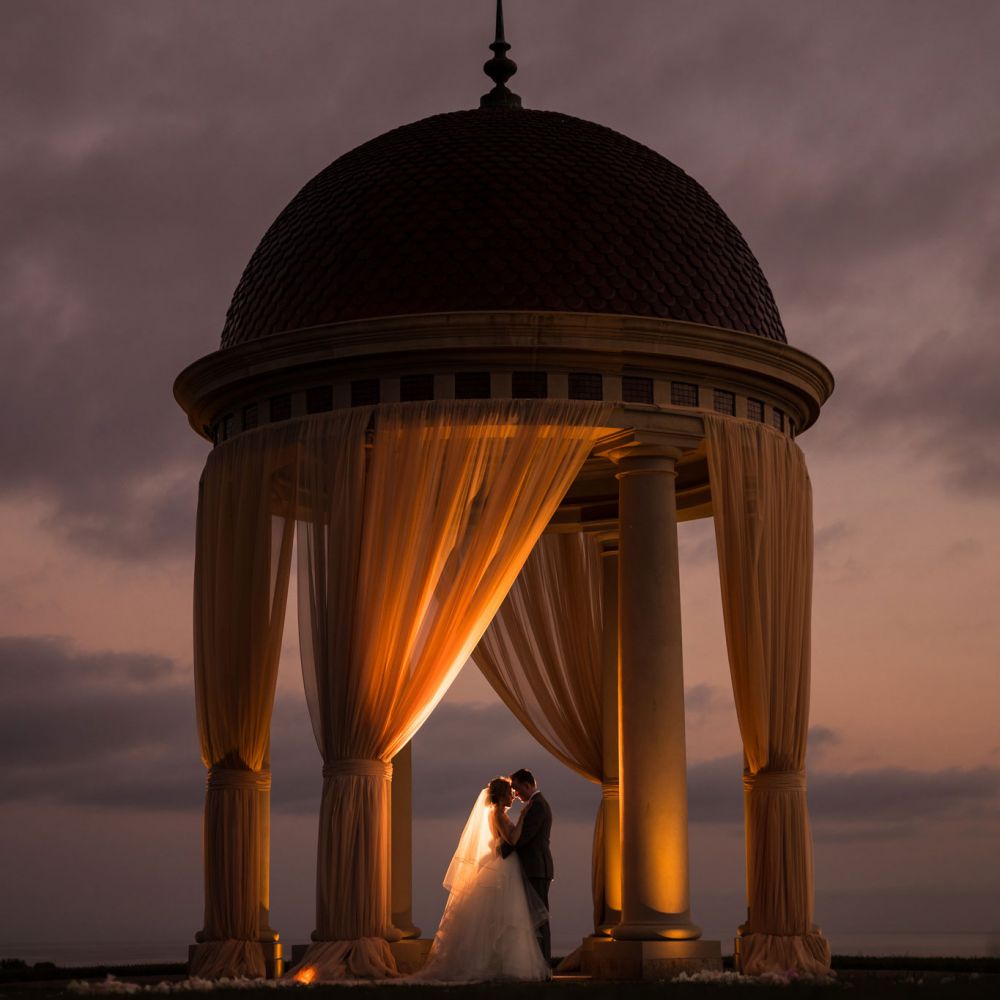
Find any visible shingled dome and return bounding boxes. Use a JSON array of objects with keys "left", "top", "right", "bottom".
[{"left": 220, "top": 108, "right": 786, "bottom": 349}]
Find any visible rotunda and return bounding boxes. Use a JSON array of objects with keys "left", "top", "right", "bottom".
[{"left": 175, "top": 2, "right": 833, "bottom": 984}]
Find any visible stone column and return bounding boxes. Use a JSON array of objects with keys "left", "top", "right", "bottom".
[
  {"left": 597, "top": 535, "right": 622, "bottom": 934},
  {"left": 390, "top": 741, "right": 421, "bottom": 939},
  {"left": 609, "top": 440, "right": 700, "bottom": 941}
]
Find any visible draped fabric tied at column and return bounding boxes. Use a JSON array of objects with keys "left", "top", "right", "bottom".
[
  {"left": 190, "top": 427, "right": 298, "bottom": 979},
  {"left": 705, "top": 415, "right": 831, "bottom": 977},
  {"left": 472, "top": 532, "right": 605, "bottom": 933},
  {"left": 293, "top": 400, "right": 607, "bottom": 981}
]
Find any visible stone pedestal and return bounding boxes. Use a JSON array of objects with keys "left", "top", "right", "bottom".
[
  {"left": 581, "top": 935, "right": 722, "bottom": 981},
  {"left": 389, "top": 938, "right": 433, "bottom": 974}
]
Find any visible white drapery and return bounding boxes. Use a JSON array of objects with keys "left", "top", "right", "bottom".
[
  {"left": 705, "top": 415, "right": 831, "bottom": 976},
  {"left": 291, "top": 400, "right": 609, "bottom": 980},
  {"left": 189, "top": 427, "right": 298, "bottom": 979},
  {"left": 471, "top": 531, "right": 607, "bottom": 936}
]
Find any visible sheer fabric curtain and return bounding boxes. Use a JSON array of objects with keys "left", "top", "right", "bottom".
[
  {"left": 705, "top": 415, "right": 831, "bottom": 976},
  {"left": 294, "top": 400, "right": 607, "bottom": 980},
  {"left": 189, "top": 427, "right": 298, "bottom": 979},
  {"left": 471, "top": 531, "right": 607, "bottom": 932}
]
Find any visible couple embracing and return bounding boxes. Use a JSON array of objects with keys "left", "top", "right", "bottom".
[{"left": 411, "top": 768, "right": 553, "bottom": 982}]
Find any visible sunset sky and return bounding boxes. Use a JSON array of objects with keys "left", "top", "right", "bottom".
[{"left": 1, "top": 0, "right": 998, "bottom": 962}]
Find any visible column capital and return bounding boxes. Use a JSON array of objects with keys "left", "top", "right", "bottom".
[{"left": 596, "top": 428, "right": 702, "bottom": 471}]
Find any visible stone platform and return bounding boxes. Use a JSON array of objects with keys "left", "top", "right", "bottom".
[{"left": 581, "top": 935, "right": 722, "bottom": 980}]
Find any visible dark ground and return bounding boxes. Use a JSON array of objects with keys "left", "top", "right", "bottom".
[
  {"left": 2, "top": 958, "right": 998, "bottom": 999},
  {"left": 2, "top": 977, "right": 999, "bottom": 1000}
]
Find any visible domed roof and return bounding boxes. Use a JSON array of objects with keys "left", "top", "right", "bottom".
[{"left": 220, "top": 108, "right": 785, "bottom": 348}]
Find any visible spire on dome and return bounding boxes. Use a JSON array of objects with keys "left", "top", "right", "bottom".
[{"left": 480, "top": 0, "right": 521, "bottom": 108}]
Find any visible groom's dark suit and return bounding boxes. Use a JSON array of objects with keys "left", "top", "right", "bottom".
[{"left": 502, "top": 791, "right": 553, "bottom": 962}]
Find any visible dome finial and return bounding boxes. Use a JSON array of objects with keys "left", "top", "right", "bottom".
[{"left": 480, "top": 0, "right": 521, "bottom": 108}]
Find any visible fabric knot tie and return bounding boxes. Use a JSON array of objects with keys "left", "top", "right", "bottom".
[
  {"left": 743, "top": 769, "right": 806, "bottom": 792},
  {"left": 323, "top": 759, "right": 393, "bottom": 781},
  {"left": 206, "top": 766, "right": 272, "bottom": 791},
  {"left": 601, "top": 779, "right": 620, "bottom": 800}
]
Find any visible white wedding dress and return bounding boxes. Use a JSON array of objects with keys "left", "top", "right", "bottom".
[{"left": 409, "top": 790, "right": 551, "bottom": 983}]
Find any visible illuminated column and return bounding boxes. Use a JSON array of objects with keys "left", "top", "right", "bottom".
[
  {"left": 598, "top": 535, "right": 622, "bottom": 934},
  {"left": 609, "top": 440, "right": 700, "bottom": 941},
  {"left": 390, "top": 741, "right": 421, "bottom": 939}
]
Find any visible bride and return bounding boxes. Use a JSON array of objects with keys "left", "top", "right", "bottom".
[{"left": 408, "top": 776, "right": 551, "bottom": 982}]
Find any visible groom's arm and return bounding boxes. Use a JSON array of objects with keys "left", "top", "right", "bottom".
[
  {"left": 513, "top": 800, "right": 545, "bottom": 855},
  {"left": 501, "top": 800, "right": 542, "bottom": 858}
]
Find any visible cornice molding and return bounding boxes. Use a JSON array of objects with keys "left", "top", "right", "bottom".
[{"left": 174, "top": 311, "right": 834, "bottom": 438}]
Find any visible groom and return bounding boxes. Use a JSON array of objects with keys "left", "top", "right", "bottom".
[{"left": 502, "top": 767, "right": 553, "bottom": 962}]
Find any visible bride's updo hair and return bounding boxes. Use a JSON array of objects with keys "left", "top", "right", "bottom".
[{"left": 486, "top": 776, "right": 512, "bottom": 805}]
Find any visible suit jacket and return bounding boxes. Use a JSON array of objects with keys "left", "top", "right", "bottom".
[{"left": 503, "top": 792, "right": 554, "bottom": 880}]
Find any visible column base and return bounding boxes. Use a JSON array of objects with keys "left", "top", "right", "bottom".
[
  {"left": 596, "top": 907, "right": 622, "bottom": 936},
  {"left": 188, "top": 940, "right": 283, "bottom": 979},
  {"left": 290, "top": 939, "right": 432, "bottom": 976},
  {"left": 612, "top": 917, "right": 702, "bottom": 941},
  {"left": 390, "top": 914, "right": 423, "bottom": 940},
  {"left": 582, "top": 937, "right": 722, "bottom": 981}
]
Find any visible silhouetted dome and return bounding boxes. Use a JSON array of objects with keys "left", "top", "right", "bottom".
[{"left": 220, "top": 108, "right": 785, "bottom": 348}]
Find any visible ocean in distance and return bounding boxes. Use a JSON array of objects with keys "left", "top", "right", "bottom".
[{"left": 2, "top": 932, "right": 999, "bottom": 967}]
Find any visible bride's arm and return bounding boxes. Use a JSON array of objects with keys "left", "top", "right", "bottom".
[{"left": 493, "top": 806, "right": 521, "bottom": 845}]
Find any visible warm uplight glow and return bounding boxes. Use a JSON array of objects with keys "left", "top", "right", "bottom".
[{"left": 294, "top": 966, "right": 317, "bottom": 984}]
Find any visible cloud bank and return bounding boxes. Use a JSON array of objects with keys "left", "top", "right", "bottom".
[{"left": 3, "top": 635, "right": 997, "bottom": 842}]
